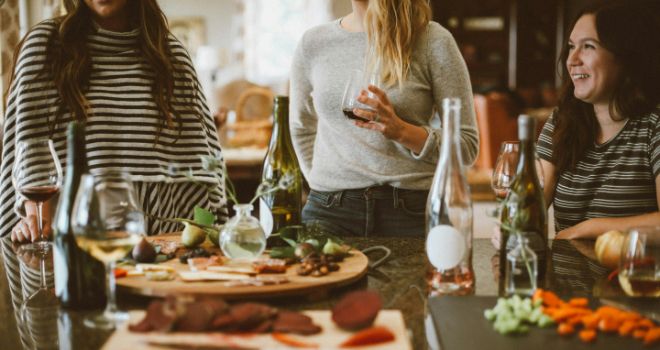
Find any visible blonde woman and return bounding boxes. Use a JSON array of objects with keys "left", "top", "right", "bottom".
[{"left": 290, "top": 0, "right": 478, "bottom": 236}]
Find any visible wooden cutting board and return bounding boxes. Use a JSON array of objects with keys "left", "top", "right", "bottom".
[
  {"left": 102, "top": 310, "right": 411, "bottom": 349},
  {"left": 116, "top": 234, "right": 369, "bottom": 299}
]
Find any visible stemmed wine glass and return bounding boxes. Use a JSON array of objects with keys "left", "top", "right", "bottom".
[
  {"left": 341, "top": 69, "right": 379, "bottom": 122},
  {"left": 71, "top": 171, "right": 144, "bottom": 329},
  {"left": 12, "top": 139, "right": 63, "bottom": 252},
  {"left": 491, "top": 141, "right": 545, "bottom": 201}
]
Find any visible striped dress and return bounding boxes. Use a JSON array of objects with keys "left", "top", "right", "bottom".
[
  {"left": 0, "top": 20, "right": 228, "bottom": 237},
  {"left": 537, "top": 110, "right": 660, "bottom": 232}
]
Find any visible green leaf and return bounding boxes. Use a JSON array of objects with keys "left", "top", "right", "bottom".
[
  {"left": 278, "top": 226, "right": 303, "bottom": 247},
  {"left": 194, "top": 206, "right": 215, "bottom": 226}
]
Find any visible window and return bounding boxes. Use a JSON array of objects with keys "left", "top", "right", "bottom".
[{"left": 244, "top": 0, "right": 332, "bottom": 88}]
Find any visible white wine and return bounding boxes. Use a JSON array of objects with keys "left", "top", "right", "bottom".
[
  {"left": 260, "top": 96, "right": 302, "bottom": 243},
  {"left": 499, "top": 115, "right": 547, "bottom": 295},
  {"left": 53, "top": 122, "right": 106, "bottom": 310},
  {"left": 75, "top": 233, "right": 142, "bottom": 265}
]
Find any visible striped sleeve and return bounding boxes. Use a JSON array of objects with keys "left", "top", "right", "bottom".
[{"left": 537, "top": 114, "right": 555, "bottom": 163}]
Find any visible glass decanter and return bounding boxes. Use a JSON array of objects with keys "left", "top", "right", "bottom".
[
  {"left": 505, "top": 235, "right": 538, "bottom": 297},
  {"left": 220, "top": 204, "right": 266, "bottom": 259}
]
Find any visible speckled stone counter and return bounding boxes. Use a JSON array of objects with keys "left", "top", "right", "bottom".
[{"left": 0, "top": 236, "right": 616, "bottom": 350}]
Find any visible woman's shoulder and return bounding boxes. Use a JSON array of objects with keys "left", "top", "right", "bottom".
[{"left": 22, "top": 19, "right": 58, "bottom": 45}]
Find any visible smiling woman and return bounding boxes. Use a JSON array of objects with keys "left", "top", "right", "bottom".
[{"left": 535, "top": 0, "right": 660, "bottom": 239}]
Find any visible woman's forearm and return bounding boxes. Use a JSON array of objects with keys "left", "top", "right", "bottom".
[
  {"left": 395, "top": 122, "right": 428, "bottom": 155},
  {"left": 556, "top": 212, "right": 660, "bottom": 239}
]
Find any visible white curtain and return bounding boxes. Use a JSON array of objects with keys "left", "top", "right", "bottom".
[{"left": 243, "top": 0, "right": 332, "bottom": 90}]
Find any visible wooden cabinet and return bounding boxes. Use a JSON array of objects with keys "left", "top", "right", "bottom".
[{"left": 432, "top": 0, "right": 561, "bottom": 93}]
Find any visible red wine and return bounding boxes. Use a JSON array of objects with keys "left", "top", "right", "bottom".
[
  {"left": 19, "top": 185, "right": 60, "bottom": 202},
  {"left": 342, "top": 108, "right": 370, "bottom": 122}
]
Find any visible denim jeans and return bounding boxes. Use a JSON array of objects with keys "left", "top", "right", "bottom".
[{"left": 302, "top": 185, "right": 428, "bottom": 237}]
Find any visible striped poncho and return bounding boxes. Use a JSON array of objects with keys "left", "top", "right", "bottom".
[{"left": 0, "top": 20, "right": 228, "bottom": 236}]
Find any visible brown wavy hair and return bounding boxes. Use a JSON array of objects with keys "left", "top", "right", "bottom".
[
  {"left": 364, "top": 0, "right": 431, "bottom": 88},
  {"left": 5, "top": 0, "right": 183, "bottom": 133},
  {"left": 552, "top": 0, "right": 660, "bottom": 174}
]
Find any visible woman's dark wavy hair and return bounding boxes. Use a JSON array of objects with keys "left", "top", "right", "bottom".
[
  {"left": 552, "top": 0, "right": 660, "bottom": 174},
  {"left": 5, "top": 0, "right": 184, "bottom": 136}
]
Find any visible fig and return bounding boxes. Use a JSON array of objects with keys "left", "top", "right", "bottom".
[
  {"left": 182, "top": 222, "right": 207, "bottom": 248},
  {"left": 332, "top": 290, "right": 382, "bottom": 330},
  {"left": 132, "top": 237, "right": 157, "bottom": 263},
  {"left": 294, "top": 242, "right": 316, "bottom": 259},
  {"left": 322, "top": 239, "right": 349, "bottom": 256}
]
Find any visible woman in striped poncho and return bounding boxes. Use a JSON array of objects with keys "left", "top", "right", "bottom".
[
  {"left": 537, "top": 0, "right": 660, "bottom": 239},
  {"left": 1, "top": 0, "right": 227, "bottom": 242}
]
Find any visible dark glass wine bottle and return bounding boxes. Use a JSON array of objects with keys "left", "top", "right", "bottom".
[
  {"left": 259, "top": 96, "right": 303, "bottom": 245},
  {"left": 53, "top": 122, "right": 106, "bottom": 310},
  {"left": 499, "top": 115, "right": 548, "bottom": 295}
]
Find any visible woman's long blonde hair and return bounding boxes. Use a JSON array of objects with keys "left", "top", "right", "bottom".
[{"left": 364, "top": 0, "right": 431, "bottom": 88}]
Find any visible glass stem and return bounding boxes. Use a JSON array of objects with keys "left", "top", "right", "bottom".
[
  {"left": 39, "top": 255, "right": 47, "bottom": 289},
  {"left": 104, "top": 261, "right": 118, "bottom": 316},
  {"left": 36, "top": 201, "right": 44, "bottom": 241}
]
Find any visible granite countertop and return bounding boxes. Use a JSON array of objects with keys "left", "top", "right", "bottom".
[{"left": 0, "top": 236, "right": 623, "bottom": 350}]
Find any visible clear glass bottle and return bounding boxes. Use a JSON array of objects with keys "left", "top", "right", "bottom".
[
  {"left": 259, "top": 96, "right": 302, "bottom": 245},
  {"left": 425, "top": 98, "right": 475, "bottom": 296},
  {"left": 221, "top": 204, "right": 266, "bottom": 259},
  {"left": 505, "top": 236, "right": 538, "bottom": 296}
]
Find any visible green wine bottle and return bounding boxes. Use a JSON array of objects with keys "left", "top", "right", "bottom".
[
  {"left": 499, "top": 115, "right": 548, "bottom": 294},
  {"left": 260, "top": 96, "right": 303, "bottom": 245},
  {"left": 53, "top": 122, "right": 106, "bottom": 310}
]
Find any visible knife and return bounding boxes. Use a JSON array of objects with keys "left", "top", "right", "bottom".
[{"left": 600, "top": 298, "right": 660, "bottom": 323}]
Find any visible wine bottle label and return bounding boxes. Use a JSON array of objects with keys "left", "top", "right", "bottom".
[
  {"left": 426, "top": 225, "right": 466, "bottom": 270},
  {"left": 259, "top": 198, "right": 273, "bottom": 237}
]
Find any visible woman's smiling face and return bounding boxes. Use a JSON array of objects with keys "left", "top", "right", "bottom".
[{"left": 566, "top": 14, "right": 622, "bottom": 107}]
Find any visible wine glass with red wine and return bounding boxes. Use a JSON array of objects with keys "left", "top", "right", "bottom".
[
  {"left": 341, "top": 69, "right": 379, "bottom": 122},
  {"left": 12, "top": 139, "right": 63, "bottom": 252}
]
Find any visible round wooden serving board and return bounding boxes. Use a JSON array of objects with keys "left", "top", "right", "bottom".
[{"left": 116, "top": 234, "right": 369, "bottom": 299}]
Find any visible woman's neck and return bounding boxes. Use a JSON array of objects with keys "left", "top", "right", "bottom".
[
  {"left": 94, "top": 16, "right": 130, "bottom": 32},
  {"left": 594, "top": 102, "right": 627, "bottom": 144},
  {"left": 341, "top": 1, "right": 369, "bottom": 32}
]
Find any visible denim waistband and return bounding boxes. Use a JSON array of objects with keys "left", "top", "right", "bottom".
[{"left": 312, "top": 185, "right": 428, "bottom": 200}]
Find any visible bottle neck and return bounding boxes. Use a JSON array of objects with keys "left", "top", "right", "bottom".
[
  {"left": 233, "top": 204, "right": 253, "bottom": 217},
  {"left": 271, "top": 101, "right": 292, "bottom": 150},
  {"left": 516, "top": 137, "right": 538, "bottom": 179},
  {"left": 440, "top": 104, "right": 462, "bottom": 161}
]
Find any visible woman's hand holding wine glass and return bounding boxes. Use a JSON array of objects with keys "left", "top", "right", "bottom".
[{"left": 11, "top": 139, "right": 62, "bottom": 250}]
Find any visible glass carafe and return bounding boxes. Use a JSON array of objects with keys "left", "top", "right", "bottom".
[
  {"left": 505, "top": 236, "right": 538, "bottom": 296},
  {"left": 220, "top": 204, "right": 266, "bottom": 259}
]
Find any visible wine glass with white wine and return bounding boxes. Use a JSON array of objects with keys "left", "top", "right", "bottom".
[{"left": 71, "top": 171, "right": 144, "bottom": 329}]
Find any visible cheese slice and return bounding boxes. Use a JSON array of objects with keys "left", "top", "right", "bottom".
[
  {"left": 179, "top": 271, "right": 251, "bottom": 282},
  {"left": 207, "top": 265, "right": 255, "bottom": 275},
  {"left": 136, "top": 264, "right": 175, "bottom": 273}
]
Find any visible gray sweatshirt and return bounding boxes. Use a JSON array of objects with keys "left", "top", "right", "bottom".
[{"left": 290, "top": 20, "right": 478, "bottom": 191}]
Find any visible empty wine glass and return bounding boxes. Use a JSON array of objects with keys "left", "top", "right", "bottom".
[
  {"left": 491, "top": 141, "right": 520, "bottom": 200},
  {"left": 12, "top": 139, "right": 63, "bottom": 252},
  {"left": 71, "top": 171, "right": 144, "bottom": 329},
  {"left": 341, "top": 69, "right": 379, "bottom": 122},
  {"left": 491, "top": 141, "right": 545, "bottom": 200}
]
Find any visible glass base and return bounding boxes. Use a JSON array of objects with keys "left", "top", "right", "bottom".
[{"left": 83, "top": 310, "right": 129, "bottom": 330}]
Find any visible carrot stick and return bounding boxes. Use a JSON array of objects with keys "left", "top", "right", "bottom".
[
  {"left": 619, "top": 320, "right": 637, "bottom": 337},
  {"left": 558, "top": 323, "right": 575, "bottom": 336},
  {"left": 579, "top": 329, "right": 597, "bottom": 343},
  {"left": 271, "top": 332, "right": 319, "bottom": 348},
  {"left": 643, "top": 328, "right": 660, "bottom": 346},
  {"left": 340, "top": 326, "right": 395, "bottom": 348},
  {"left": 568, "top": 298, "right": 589, "bottom": 308}
]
